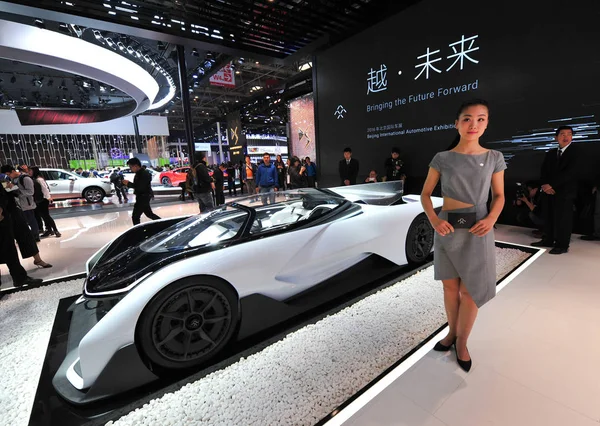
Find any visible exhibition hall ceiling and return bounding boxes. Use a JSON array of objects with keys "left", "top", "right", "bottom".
[
  {"left": 0, "top": 0, "right": 422, "bottom": 59},
  {"left": 0, "top": 0, "right": 422, "bottom": 132}
]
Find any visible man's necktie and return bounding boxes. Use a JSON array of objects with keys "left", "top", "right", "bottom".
[{"left": 557, "top": 149, "right": 562, "bottom": 160}]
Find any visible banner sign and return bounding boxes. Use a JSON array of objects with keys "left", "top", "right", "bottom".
[{"left": 209, "top": 63, "right": 236, "bottom": 88}]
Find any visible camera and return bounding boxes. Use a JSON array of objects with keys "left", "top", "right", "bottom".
[{"left": 515, "top": 182, "right": 526, "bottom": 199}]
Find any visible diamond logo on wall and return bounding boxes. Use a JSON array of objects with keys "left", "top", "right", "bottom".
[{"left": 334, "top": 105, "right": 347, "bottom": 119}]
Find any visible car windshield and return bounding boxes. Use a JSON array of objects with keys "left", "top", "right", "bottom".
[
  {"left": 140, "top": 189, "right": 349, "bottom": 254},
  {"left": 140, "top": 205, "right": 248, "bottom": 253}
]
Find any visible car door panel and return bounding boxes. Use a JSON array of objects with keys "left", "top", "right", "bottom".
[{"left": 44, "top": 170, "right": 71, "bottom": 199}]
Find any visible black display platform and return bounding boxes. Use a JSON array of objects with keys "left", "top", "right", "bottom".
[
  {"left": 28, "top": 258, "right": 429, "bottom": 426},
  {"left": 29, "top": 243, "right": 538, "bottom": 426}
]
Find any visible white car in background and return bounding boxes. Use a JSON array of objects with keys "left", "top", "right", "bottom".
[
  {"left": 100, "top": 167, "right": 162, "bottom": 186},
  {"left": 119, "top": 167, "right": 161, "bottom": 185},
  {"left": 40, "top": 168, "right": 113, "bottom": 203}
]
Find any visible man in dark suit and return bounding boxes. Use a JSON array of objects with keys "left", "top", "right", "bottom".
[
  {"left": 532, "top": 126, "right": 579, "bottom": 254},
  {"left": 226, "top": 162, "right": 237, "bottom": 196},
  {"left": 338, "top": 147, "right": 359, "bottom": 185},
  {"left": 213, "top": 163, "right": 226, "bottom": 206},
  {"left": 122, "top": 157, "right": 161, "bottom": 225}
]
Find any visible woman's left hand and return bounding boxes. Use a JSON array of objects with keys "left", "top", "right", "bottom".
[{"left": 469, "top": 217, "right": 495, "bottom": 237}]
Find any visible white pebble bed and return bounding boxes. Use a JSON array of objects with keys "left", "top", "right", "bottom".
[
  {"left": 0, "top": 248, "right": 529, "bottom": 426},
  {"left": 0, "top": 279, "right": 84, "bottom": 426},
  {"left": 107, "top": 247, "right": 530, "bottom": 426}
]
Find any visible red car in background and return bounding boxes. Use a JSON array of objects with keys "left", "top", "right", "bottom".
[
  {"left": 159, "top": 167, "right": 189, "bottom": 186},
  {"left": 159, "top": 167, "right": 232, "bottom": 187}
]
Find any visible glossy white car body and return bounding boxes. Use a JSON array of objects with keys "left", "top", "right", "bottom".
[{"left": 58, "top": 183, "right": 443, "bottom": 400}]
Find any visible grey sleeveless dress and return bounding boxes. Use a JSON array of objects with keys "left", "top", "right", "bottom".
[{"left": 429, "top": 150, "right": 507, "bottom": 307}]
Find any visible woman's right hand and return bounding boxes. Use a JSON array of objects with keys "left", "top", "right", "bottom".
[{"left": 431, "top": 217, "right": 454, "bottom": 236}]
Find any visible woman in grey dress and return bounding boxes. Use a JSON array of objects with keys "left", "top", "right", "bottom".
[{"left": 421, "top": 99, "right": 506, "bottom": 372}]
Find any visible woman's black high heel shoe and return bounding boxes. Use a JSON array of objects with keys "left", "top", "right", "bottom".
[
  {"left": 455, "top": 344, "right": 472, "bottom": 372},
  {"left": 433, "top": 337, "right": 456, "bottom": 352}
]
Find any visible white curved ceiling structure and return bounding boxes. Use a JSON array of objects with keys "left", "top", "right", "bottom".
[{"left": 0, "top": 19, "right": 159, "bottom": 120}]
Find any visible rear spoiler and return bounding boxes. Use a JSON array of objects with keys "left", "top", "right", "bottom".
[{"left": 327, "top": 181, "right": 406, "bottom": 206}]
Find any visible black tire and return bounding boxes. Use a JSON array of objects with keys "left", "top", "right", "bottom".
[
  {"left": 136, "top": 276, "right": 240, "bottom": 371},
  {"left": 405, "top": 213, "right": 435, "bottom": 264},
  {"left": 162, "top": 177, "right": 172, "bottom": 186},
  {"left": 82, "top": 186, "right": 105, "bottom": 203}
]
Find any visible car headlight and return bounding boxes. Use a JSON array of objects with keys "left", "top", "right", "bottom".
[{"left": 84, "top": 271, "right": 153, "bottom": 297}]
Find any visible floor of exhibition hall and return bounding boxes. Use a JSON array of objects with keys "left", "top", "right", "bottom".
[
  {"left": 339, "top": 228, "right": 600, "bottom": 426},
  {"left": 1, "top": 201, "right": 599, "bottom": 426}
]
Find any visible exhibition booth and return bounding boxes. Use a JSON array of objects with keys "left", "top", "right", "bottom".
[{"left": 1, "top": 0, "right": 600, "bottom": 425}]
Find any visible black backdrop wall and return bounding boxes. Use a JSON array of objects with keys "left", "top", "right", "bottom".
[{"left": 315, "top": 0, "right": 600, "bottom": 228}]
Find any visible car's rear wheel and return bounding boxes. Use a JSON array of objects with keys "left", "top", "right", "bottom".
[
  {"left": 162, "top": 177, "right": 172, "bottom": 186},
  {"left": 405, "top": 213, "right": 434, "bottom": 264},
  {"left": 83, "top": 187, "right": 105, "bottom": 203},
  {"left": 137, "top": 277, "right": 239, "bottom": 371}
]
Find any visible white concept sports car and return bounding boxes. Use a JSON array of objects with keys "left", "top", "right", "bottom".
[{"left": 53, "top": 182, "right": 443, "bottom": 404}]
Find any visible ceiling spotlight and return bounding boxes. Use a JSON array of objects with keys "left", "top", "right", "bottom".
[
  {"left": 193, "top": 80, "right": 200, "bottom": 88},
  {"left": 126, "top": 45, "right": 135, "bottom": 55},
  {"left": 58, "top": 23, "right": 69, "bottom": 34},
  {"left": 99, "top": 85, "right": 107, "bottom": 92},
  {"left": 32, "top": 78, "right": 43, "bottom": 88},
  {"left": 105, "top": 38, "right": 116, "bottom": 49},
  {"left": 70, "top": 24, "right": 83, "bottom": 38},
  {"left": 92, "top": 30, "right": 105, "bottom": 43},
  {"left": 82, "top": 81, "right": 92, "bottom": 88},
  {"left": 204, "top": 60, "right": 213, "bottom": 69},
  {"left": 69, "top": 97, "right": 75, "bottom": 105},
  {"left": 59, "top": 80, "right": 68, "bottom": 91},
  {"left": 191, "top": 48, "right": 199, "bottom": 56},
  {"left": 144, "top": 54, "right": 152, "bottom": 63},
  {"left": 34, "top": 19, "right": 45, "bottom": 29},
  {"left": 135, "top": 50, "right": 143, "bottom": 59}
]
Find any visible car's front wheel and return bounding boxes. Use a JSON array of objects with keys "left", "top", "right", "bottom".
[
  {"left": 405, "top": 213, "right": 435, "bottom": 264},
  {"left": 162, "top": 177, "right": 172, "bottom": 186},
  {"left": 137, "top": 277, "right": 239, "bottom": 371},
  {"left": 82, "top": 187, "right": 105, "bottom": 203}
]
